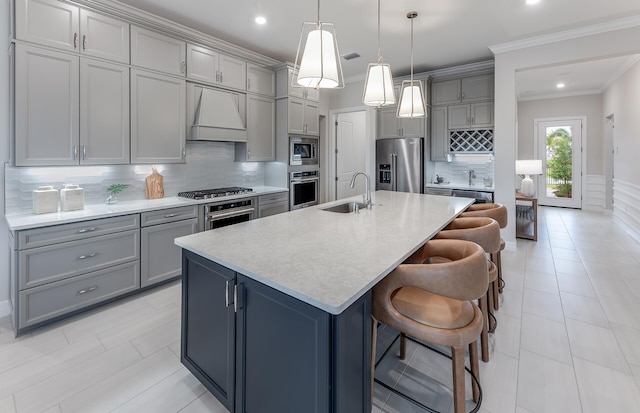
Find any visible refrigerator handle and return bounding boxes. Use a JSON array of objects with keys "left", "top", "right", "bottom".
[{"left": 391, "top": 153, "right": 398, "bottom": 191}]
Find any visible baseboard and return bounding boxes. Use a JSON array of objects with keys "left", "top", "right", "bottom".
[{"left": 0, "top": 300, "right": 11, "bottom": 319}]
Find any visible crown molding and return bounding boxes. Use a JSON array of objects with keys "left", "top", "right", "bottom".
[
  {"left": 517, "top": 89, "right": 603, "bottom": 102},
  {"left": 70, "top": 0, "right": 281, "bottom": 68},
  {"left": 602, "top": 54, "right": 640, "bottom": 91},
  {"left": 426, "top": 60, "right": 495, "bottom": 80},
  {"left": 490, "top": 15, "right": 640, "bottom": 55}
]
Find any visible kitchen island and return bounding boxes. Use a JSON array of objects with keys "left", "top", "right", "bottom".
[{"left": 175, "top": 191, "right": 473, "bottom": 413}]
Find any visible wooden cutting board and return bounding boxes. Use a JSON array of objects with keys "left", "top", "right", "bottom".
[{"left": 145, "top": 167, "right": 164, "bottom": 199}]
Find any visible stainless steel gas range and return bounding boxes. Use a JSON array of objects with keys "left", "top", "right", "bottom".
[{"left": 178, "top": 187, "right": 256, "bottom": 230}]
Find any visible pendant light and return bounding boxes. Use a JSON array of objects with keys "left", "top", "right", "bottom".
[
  {"left": 396, "top": 12, "right": 426, "bottom": 118},
  {"left": 292, "top": 0, "right": 344, "bottom": 89},
  {"left": 362, "top": 0, "right": 395, "bottom": 106}
]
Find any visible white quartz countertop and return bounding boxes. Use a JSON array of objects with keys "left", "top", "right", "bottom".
[
  {"left": 5, "top": 186, "right": 288, "bottom": 231},
  {"left": 425, "top": 182, "right": 494, "bottom": 192},
  {"left": 175, "top": 191, "right": 473, "bottom": 315}
]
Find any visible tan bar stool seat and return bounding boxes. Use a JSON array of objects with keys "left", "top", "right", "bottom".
[
  {"left": 372, "top": 239, "right": 489, "bottom": 413},
  {"left": 435, "top": 217, "right": 501, "bottom": 362},
  {"left": 461, "top": 203, "right": 508, "bottom": 310}
]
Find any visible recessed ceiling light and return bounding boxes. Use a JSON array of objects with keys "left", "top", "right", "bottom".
[
  {"left": 526, "top": 0, "right": 540, "bottom": 5},
  {"left": 255, "top": 16, "right": 267, "bottom": 25},
  {"left": 556, "top": 83, "right": 565, "bottom": 89}
]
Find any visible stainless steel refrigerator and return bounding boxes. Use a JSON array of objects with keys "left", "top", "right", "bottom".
[{"left": 376, "top": 137, "right": 424, "bottom": 193}]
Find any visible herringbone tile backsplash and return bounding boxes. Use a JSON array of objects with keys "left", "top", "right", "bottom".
[{"left": 5, "top": 142, "right": 265, "bottom": 214}]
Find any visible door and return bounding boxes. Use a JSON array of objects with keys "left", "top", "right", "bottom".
[
  {"left": 536, "top": 119, "right": 583, "bottom": 208},
  {"left": 377, "top": 108, "right": 399, "bottom": 139},
  {"left": 287, "top": 97, "right": 305, "bottom": 134},
  {"left": 80, "top": 9, "right": 130, "bottom": 63},
  {"left": 448, "top": 104, "right": 470, "bottom": 129},
  {"left": 15, "top": 0, "right": 79, "bottom": 52},
  {"left": 219, "top": 54, "right": 247, "bottom": 90},
  {"left": 245, "top": 95, "right": 275, "bottom": 161},
  {"left": 430, "top": 106, "right": 449, "bottom": 161},
  {"left": 335, "top": 111, "right": 366, "bottom": 200},
  {"left": 304, "top": 101, "right": 320, "bottom": 135}
]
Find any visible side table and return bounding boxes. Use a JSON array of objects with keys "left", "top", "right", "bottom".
[{"left": 515, "top": 193, "right": 537, "bottom": 241}]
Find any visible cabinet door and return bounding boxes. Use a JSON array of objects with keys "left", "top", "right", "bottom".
[
  {"left": 141, "top": 218, "right": 198, "bottom": 288},
  {"left": 80, "top": 58, "right": 129, "bottom": 165},
  {"left": 246, "top": 63, "right": 275, "bottom": 97},
  {"left": 131, "top": 26, "right": 186, "bottom": 76},
  {"left": 304, "top": 87, "right": 320, "bottom": 102},
  {"left": 303, "top": 101, "right": 320, "bottom": 135},
  {"left": 431, "top": 79, "right": 461, "bottom": 105},
  {"left": 186, "top": 43, "right": 219, "bottom": 84},
  {"left": 79, "top": 9, "right": 129, "bottom": 64},
  {"left": 182, "top": 251, "right": 236, "bottom": 412},
  {"left": 131, "top": 69, "right": 186, "bottom": 163},
  {"left": 235, "top": 274, "right": 330, "bottom": 413},
  {"left": 461, "top": 74, "right": 494, "bottom": 103},
  {"left": 470, "top": 101, "right": 494, "bottom": 128},
  {"left": 258, "top": 201, "right": 288, "bottom": 218},
  {"left": 15, "top": 0, "right": 79, "bottom": 52},
  {"left": 430, "top": 106, "right": 449, "bottom": 161},
  {"left": 377, "top": 108, "right": 399, "bottom": 139},
  {"left": 15, "top": 45, "right": 79, "bottom": 166},
  {"left": 399, "top": 116, "right": 425, "bottom": 138},
  {"left": 447, "top": 104, "right": 470, "bottom": 129},
  {"left": 246, "top": 95, "right": 275, "bottom": 161},
  {"left": 219, "top": 54, "right": 247, "bottom": 91},
  {"left": 287, "top": 97, "right": 305, "bottom": 134}
]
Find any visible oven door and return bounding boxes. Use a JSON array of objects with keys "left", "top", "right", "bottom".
[
  {"left": 290, "top": 178, "right": 319, "bottom": 210},
  {"left": 204, "top": 200, "right": 256, "bottom": 230}
]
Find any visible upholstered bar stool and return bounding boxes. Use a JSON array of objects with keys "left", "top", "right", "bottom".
[
  {"left": 460, "top": 203, "right": 508, "bottom": 310},
  {"left": 372, "top": 239, "right": 489, "bottom": 413},
  {"left": 435, "top": 217, "right": 501, "bottom": 362}
]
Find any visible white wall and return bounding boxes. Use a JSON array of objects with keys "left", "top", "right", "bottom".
[
  {"left": 493, "top": 24, "right": 640, "bottom": 244},
  {"left": 603, "top": 60, "right": 640, "bottom": 239},
  {"left": 1, "top": 0, "right": 11, "bottom": 312},
  {"left": 517, "top": 94, "right": 603, "bottom": 174}
]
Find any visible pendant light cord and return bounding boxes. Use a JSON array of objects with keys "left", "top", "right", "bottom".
[
  {"left": 410, "top": 13, "right": 414, "bottom": 82},
  {"left": 377, "top": 0, "right": 381, "bottom": 63}
]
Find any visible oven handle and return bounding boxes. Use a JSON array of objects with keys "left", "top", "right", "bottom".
[{"left": 206, "top": 207, "right": 255, "bottom": 222}]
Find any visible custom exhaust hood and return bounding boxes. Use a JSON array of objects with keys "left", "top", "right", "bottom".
[{"left": 188, "top": 83, "right": 247, "bottom": 142}]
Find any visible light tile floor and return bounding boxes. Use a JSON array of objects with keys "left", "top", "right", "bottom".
[{"left": 0, "top": 207, "right": 639, "bottom": 412}]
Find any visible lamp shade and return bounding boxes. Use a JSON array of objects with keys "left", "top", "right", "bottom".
[
  {"left": 363, "top": 63, "right": 395, "bottom": 106},
  {"left": 293, "top": 22, "right": 344, "bottom": 89},
  {"left": 515, "top": 159, "right": 543, "bottom": 175},
  {"left": 396, "top": 80, "right": 426, "bottom": 118}
]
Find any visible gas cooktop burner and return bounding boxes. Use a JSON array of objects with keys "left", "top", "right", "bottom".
[{"left": 178, "top": 186, "right": 253, "bottom": 200}]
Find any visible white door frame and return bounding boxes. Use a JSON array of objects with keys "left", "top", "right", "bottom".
[
  {"left": 533, "top": 116, "right": 587, "bottom": 209},
  {"left": 326, "top": 106, "right": 376, "bottom": 202}
]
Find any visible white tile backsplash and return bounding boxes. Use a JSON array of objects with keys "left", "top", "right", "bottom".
[
  {"left": 430, "top": 155, "right": 494, "bottom": 186},
  {"left": 4, "top": 142, "right": 265, "bottom": 214}
]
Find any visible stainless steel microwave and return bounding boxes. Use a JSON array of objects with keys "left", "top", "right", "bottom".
[{"left": 290, "top": 137, "right": 318, "bottom": 166}]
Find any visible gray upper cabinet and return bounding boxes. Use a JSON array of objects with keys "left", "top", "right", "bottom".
[
  {"left": 430, "top": 106, "right": 449, "bottom": 161},
  {"left": 15, "top": 44, "right": 130, "bottom": 166},
  {"left": 186, "top": 44, "right": 247, "bottom": 91},
  {"left": 276, "top": 65, "right": 320, "bottom": 102},
  {"left": 15, "top": 0, "right": 129, "bottom": 63},
  {"left": 246, "top": 63, "right": 275, "bottom": 97},
  {"left": 15, "top": 45, "right": 79, "bottom": 166},
  {"left": 80, "top": 58, "right": 130, "bottom": 165},
  {"left": 131, "top": 69, "right": 186, "bottom": 164},
  {"left": 131, "top": 26, "right": 186, "bottom": 77},
  {"left": 376, "top": 107, "right": 425, "bottom": 139},
  {"left": 237, "top": 94, "right": 275, "bottom": 161},
  {"left": 431, "top": 74, "right": 494, "bottom": 106},
  {"left": 288, "top": 97, "right": 319, "bottom": 136},
  {"left": 447, "top": 101, "right": 494, "bottom": 129}
]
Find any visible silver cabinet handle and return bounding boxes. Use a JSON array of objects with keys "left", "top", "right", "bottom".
[
  {"left": 77, "top": 252, "right": 98, "bottom": 260},
  {"left": 233, "top": 284, "right": 238, "bottom": 312},
  {"left": 216, "top": 70, "right": 220, "bottom": 82},
  {"left": 73, "top": 145, "right": 78, "bottom": 160},
  {"left": 82, "top": 35, "right": 87, "bottom": 50},
  {"left": 73, "top": 32, "right": 78, "bottom": 49},
  {"left": 225, "top": 280, "right": 230, "bottom": 307},
  {"left": 182, "top": 147, "right": 186, "bottom": 159},
  {"left": 471, "top": 117, "right": 475, "bottom": 125},
  {"left": 457, "top": 92, "right": 460, "bottom": 99},
  {"left": 77, "top": 227, "right": 97, "bottom": 234},
  {"left": 77, "top": 286, "right": 98, "bottom": 295},
  {"left": 82, "top": 145, "right": 87, "bottom": 160},
  {"left": 247, "top": 78, "right": 251, "bottom": 90},
  {"left": 181, "top": 61, "right": 186, "bottom": 74},
  {"left": 164, "top": 213, "right": 178, "bottom": 218},
  {"left": 220, "top": 72, "right": 223, "bottom": 83}
]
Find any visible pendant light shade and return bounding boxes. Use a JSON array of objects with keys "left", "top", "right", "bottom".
[
  {"left": 292, "top": 0, "right": 344, "bottom": 89},
  {"left": 397, "top": 12, "right": 426, "bottom": 118},
  {"left": 363, "top": 0, "right": 395, "bottom": 106}
]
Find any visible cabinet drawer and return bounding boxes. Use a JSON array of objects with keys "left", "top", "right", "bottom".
[
  {"left": 141, "top": 205, "right": 198, "bottom": 227},
  {"left": 19, "top": 229, "right": 140, "bottom": 289},
  {"left": 18, "top": 260, "right": 140, "bottom": 329},
  {"left": 258, "top": 201, "right": 288, "bottom": 218},
  {"left": 18, "top": 214, "right": 139, "bottom": 249},
  {"left": 258, "top": 192, "right": 288, "bottom": 206}
]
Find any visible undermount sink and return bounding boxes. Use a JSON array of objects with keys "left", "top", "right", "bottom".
[{"left": 322, "top": 202, "right": 368, "bottom": 213}]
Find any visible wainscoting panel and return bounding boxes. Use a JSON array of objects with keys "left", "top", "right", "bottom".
[
  {"left": 585, "top": 175, "right": 605, "bottom": 212},
  {"left": 613, "top": 179, "right": 640, "bottom": 242}
]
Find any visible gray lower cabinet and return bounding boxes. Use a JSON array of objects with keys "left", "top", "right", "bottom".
[
  {"left": 181, "top": 250, "right": 372, "bottom": 413},
  {"left": 257, "top": 192, "right": 288, "bottom": 218},
  {"left": 141, "top": 206, "right": 198, "bottom": 288},
  {"left": 12, "top": 214, "right": 142, "bottom": 334}
]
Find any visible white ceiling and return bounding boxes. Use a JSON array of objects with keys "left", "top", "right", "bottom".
[{"left": 113, "top": 0, "right": 640, "bottom": 98}]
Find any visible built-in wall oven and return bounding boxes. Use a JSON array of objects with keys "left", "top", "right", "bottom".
[
  {"left": 290, "top": 170, "right": 319, "bottom": 210},
  {"left": 290, "top": 136, "right": 318, "bottom": 166}
]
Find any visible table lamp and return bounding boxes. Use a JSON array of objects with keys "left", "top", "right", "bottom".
[{"left": 516, "top": 159, "right": 542, "bottom": 197}]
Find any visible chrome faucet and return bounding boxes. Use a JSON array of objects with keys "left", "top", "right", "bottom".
[
  {"left": 468, "top": 169, "right": 476, "bottom": 186},
  {"left": 350, "top": 172, "right": 372, "bottom": 209}
]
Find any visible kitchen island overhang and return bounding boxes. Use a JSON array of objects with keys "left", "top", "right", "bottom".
[{"left": 176, "top": 191, "right": 474, "bottom": 413}]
